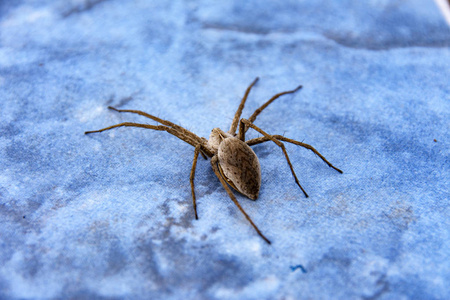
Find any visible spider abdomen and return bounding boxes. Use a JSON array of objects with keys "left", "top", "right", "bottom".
[{"left": 217, "top": 137, "right": 261, "bottom": 200}]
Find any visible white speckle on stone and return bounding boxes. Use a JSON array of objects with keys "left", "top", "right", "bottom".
[
  {"left": 80, "top": 191, "right": 112, "bottom": 211},
  {"left": 226, "top": 238, "right": 262, "bottom": 256},
  {"left": 2, "top": 7, "right": 52, "bottom": 27},
  {"left": 77, "top": 105, "right": 105, "bottom": 123},
  {"left": 93, "top": 142, "right": 101, "bottom": 152},
  {"left": 215, "top": 275, "right": 280, "bottom": 299},
  {"left": 176, "top": 202, "right": 188, "bottom": 214}
]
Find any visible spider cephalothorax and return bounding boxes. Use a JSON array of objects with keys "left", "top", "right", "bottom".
[{"left": 85, "top": 77, "right": 342, "bottom": 244}]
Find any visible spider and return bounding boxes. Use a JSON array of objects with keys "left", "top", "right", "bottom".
[{"left": 85, "top": 77, "right": 342, "bottom": 244}]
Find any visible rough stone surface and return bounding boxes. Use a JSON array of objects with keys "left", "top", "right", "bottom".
[{"left": 1, "top": 0, "right": 449, "bottom": 299}]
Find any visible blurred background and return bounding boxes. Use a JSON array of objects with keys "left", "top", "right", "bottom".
[{"left": 1, "top": 1, "right": 449, "bottom": 299}]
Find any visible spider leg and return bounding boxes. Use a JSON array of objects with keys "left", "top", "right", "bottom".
[
  {"left": 239, "top": 119, "right": 309, "bottom": 198},
  {"left": 190, "top": 144, "right": 201, "bottom": 220},
  {"left": 229, "top": 77, "right": 259, "bottom": 135},
  {"left": 246, "top": 84, "right": 302, "bottom": 133},
  {"left": 85, "top": 122, "right": 204, "bottom": 150},
  {"left": 199, "top": 150, "right": 207, "bottom": 160},
  {"left": 246, "top": 135, "right": 343, "bottom": 173},
  {"left": 85, "top": 122, "right": 167, "bottom": 134},
  {"left": 108, "top": 106, "right": 206, "bottom": 152},
  {"left": 211, "top": 155, "right": 271, "bottom": 244}
]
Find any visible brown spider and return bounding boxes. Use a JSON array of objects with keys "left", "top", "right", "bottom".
[{"left": 85, "top": 78, "right": 342, "bottom": 244}]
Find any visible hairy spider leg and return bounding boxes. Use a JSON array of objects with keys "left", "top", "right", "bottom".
[
  {"left": 229, "top": 77, "right": 259, "bottom": 135},
  {"left": 239, "top": 119, "right": 309, "bottom": 197},
  {"left": 246, "top": 135, "right": 343, "bottom": 173},
  {"left": 245, "top": 84, "right": 303, "bottom": 133},
  {"left": 86, "top": 122, "right": 166, "bottom": 134},
  {"left": 190, "top": 144, "right": 201, "bottom": 219},
  {"left": 85, "top": 122, "right": 203, "bottom": 148},
  {"left": 107, "top": 106, "right": 210, "bottom": 158},
  {"left": 210, "top": 155, "right": 271, "bottom": 244}
]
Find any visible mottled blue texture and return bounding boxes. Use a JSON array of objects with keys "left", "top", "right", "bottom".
[{"left": 1, "top": 0, "right": 449, "bottom": 299}]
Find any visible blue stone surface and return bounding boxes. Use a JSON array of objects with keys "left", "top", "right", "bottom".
[{"left": 1, "top": 1, "right": 449, "bottom": 299}]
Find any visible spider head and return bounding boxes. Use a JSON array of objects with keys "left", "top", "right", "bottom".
[{"left": 207, "top": 128, "right": 232, "bottom": 154}]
